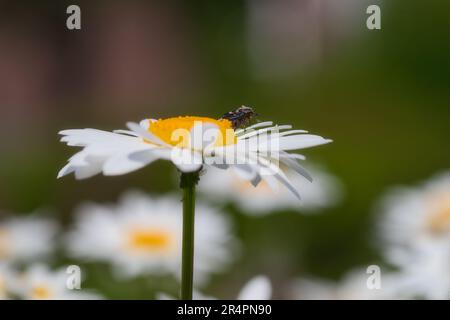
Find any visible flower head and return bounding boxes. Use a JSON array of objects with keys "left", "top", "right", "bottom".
[
  {"left": 10, "top": 264, "right": 101, "bottom": 300},
  {"left": 0, "top": 263, "right": 17, "bottom": 300},
  {"left": 58, "top": 114, "right": 331, "bottom": 199},
  {"left": 376, "top": 171, "right": 450, "bottom": 299},
  {"left": 292, "top": 269, "right": 400, "bottom": 300},
  {"left": 0, "top": 216, "right": 57, "bottom": 263},
  {"left": 378, "top": 172, "right": 450, "bottom": 249},
  {"left": 65, "top": 191, "right": 238, "bottom": 284}
]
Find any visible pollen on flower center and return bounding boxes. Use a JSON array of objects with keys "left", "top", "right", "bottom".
[
  {"left": 427, "top": 193, "right": 450, "bottom": 235},
  {"left": 148, "top": 116, "right": 237, "bottom": 148},
  {"left": 128, "top": 228, "right": 172, "bottom": 252},
  {"left": 32, "top": 285, "right": 52, "bottom": 299}
]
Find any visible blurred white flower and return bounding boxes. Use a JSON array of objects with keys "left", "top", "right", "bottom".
[
  {"left": 58, "top": 116, "right": 331, "bottom": 200},
  {"left": 0, "top": 216, "right": 57, "bottom": 263},
  {"left": 292, "top": 268, "right": 399, "bottom": 300},
  {"left": 158, "top": 275, "right": 272, "bottom": 300},
  {"left": 378, "top": 172, "right": 450, "bottom": 250},
  {"left": 377, "top": 172, "right": 450, "bottom": 299},
  {"left": 198, "top": 165, "right": 342, "bottom": 214},
  {"left": 236, "top": 275, "right": 272, "bottom": 300},
  {"left": 11, "top": 264, "right": 101, "bottom": 300},
  {"left": 0, "top": 263, "right": 17, "bottom": 299},
  {"left": 388, "top": 242, "right": 450, "bottom": 300},
  {"left": 66, "top": 191, "right": 238, "bottom": 284}
]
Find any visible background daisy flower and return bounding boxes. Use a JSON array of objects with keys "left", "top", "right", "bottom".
[
  {"left": 0, "top": 216, "right": 58, "bottom": 263},
  {"left": 378, "top": 171, "right": 450, "bottom": 250},
  {"left": 198, "top": 165, "right": 343, "bottom": 215},
  {"left": 65, "top": 191, "right": 238, "bottom": 284},
  {"left": 386, "top": 242, "right": 450, "bottom": 300},
  {"left": 376, "top": 171, "right": 450, "bottom": 299},
  {"left": 10, "top": 264, "right": 102, "bottom": 300},
  {"left": 58, "top": 116, "right": 331, "bottom": 199},
  {"left": 291, "top": 268, "right": 400, "bottom": 300},
  {"left": 0, "top": 263, "right": 17, "bottom": 300}
]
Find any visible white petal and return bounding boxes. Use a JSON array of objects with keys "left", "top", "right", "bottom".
[
  {"left": 279, "top": 153, "right": 306, "bottom": 161},
  {"left": 102, "top": 150, "right": 160, "bottom": 176},
  {"left": 278, "top": 129, "right": 309, "bottom": 136},
  {"left": 57, "top": 163, "right": 75, "bottom": 179},
  {"left": 273, "top": 170, "right": 301, "bottom": 200},
  {"left": 74, "top": 157, "right": 106, "bottom": 179},
  {"left": 278, "top": 135, "right": 332, "bottom": 151},
  {"left": 235, "top": 121, "right": 274, "bottom": 135},
  {"left": 126, "top": 122, "right": 170, "bottom": 147},
  {"left": 59, "top": 128, "right": 156, "bottom": 179},
  {"left": 139, "top": 119, "right": 152, "bottom": 129},
  {"left": 237, "top": 276, "right": 272, "bottom": 300},
  {"left": 252, "top": 154, "right": 301, "bottom": 199},
  {"left": 112, "top": 130, "right": 139, "bottom": 137},
  {"left": 279, "top": 153, "right": 313, "bottom": 182},
  {"left": 237, "top": 125, "right": 292, "bottom": 140},
  {"left": 171, "top": 148, "right": 203, "bottom": 172}
]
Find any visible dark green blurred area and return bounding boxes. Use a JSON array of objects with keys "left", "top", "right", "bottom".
[{"left": 0, "top": 1, "right": 449, "bottom": 298}]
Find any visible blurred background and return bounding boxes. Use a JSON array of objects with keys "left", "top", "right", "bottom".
[{"left": 1, "top": 0, "right": 450, "bottom": 299}]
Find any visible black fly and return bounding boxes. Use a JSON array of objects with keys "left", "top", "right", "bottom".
[{"left": 219, "top": 106, "right": 258, "bottom": 129}]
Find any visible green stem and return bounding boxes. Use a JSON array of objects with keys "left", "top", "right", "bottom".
[{"left": 180, "top": 171, "right": 199, "bottom": 300}]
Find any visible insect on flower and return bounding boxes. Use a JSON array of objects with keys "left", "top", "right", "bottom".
[{"left": 219, "top": 106, "right": 258, "bottom": 129}]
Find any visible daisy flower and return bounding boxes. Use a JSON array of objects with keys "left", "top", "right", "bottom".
[
  {"left": 291, "top": 269, "right": 400, "bottom": 300},
  {"left": 57, "top": 114, "right": 331, "bottom": 199},
  {"left": 376, "top": 171, "right": 450, "bottom": 299},
  {"left": 0, "top": 263, "right": 17, "bottom": 299},
  {"left": 0, "top": 216, "right": 58, "bottom": 263},
  {"left": 236, "top": 275, "right": 272, "bottom": 300},
  {"left": 11, "top": 264, "right": 101, "bottom": 300},
  {"left": 388, "top": 242, "right": 450, "bottom": 300},
  {"left": 198, "top": 165, "right": 342, "bottom": 214},
  {"left": 378, "top": 171, "right": 450, "bottom": 250},
  {"left": 158, "top": 275, "right": 272, "bottom": 300},
  {"left": 65, "top": 191, "right": 237, "bottom": 284}
]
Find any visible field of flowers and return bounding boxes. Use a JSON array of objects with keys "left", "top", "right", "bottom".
[{"left": 0, "top": 1, "right": 449, "bottom": 300}]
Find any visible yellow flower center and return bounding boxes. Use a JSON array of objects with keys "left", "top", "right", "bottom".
[
  {"left": 148, "top": 116, "right": 236, "bottom": 148},
  {"left": 427, "top": 192, "right": 450, "bottom": 235},
  {"left": 127, "top": 228, "right": 173, "bottom": 252},
  {"left": 31, "top": 285, "right": 52, "bottom": 299}
]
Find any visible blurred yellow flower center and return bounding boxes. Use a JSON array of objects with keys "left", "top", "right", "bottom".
[
  {"left": 232, "top": 177, "right": 275, "bottom": 195},
  {"left": 32, "top": 285, "right": 52, "bottom": 299},
  {"left": 427, "top": 193, "right": 450, "bottom": 235},
  {"left": 148, "top": 116, "right": 236, "bottom": 148},
  {"left": 128, "top": 228, "right": 172, "bottom": 252}
]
